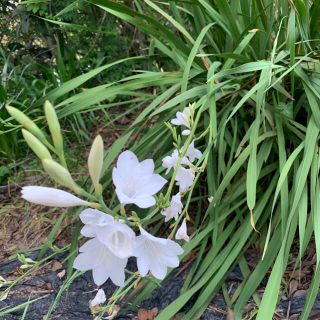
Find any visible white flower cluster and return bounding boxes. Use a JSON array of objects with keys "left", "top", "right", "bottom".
[
  {"left": 160, "top": 104, "right": 203, "bottom": 243},
  {"left": 74, "top": 208, "right": 183, "bottom": 286},
  {"left": 162, "top": 141, "right": 202, "bottom": 192},
  {"left": 21, "top": 149, "right": 184, "bottom": 287}
]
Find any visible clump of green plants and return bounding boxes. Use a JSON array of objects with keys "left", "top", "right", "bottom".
[{"left": 2, "top": 0, "right": 320, "bottom": 319}]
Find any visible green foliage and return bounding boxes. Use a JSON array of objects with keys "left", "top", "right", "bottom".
[
  {"left": 69, "top": 0, "right": 319, "bottom": 319},
  {"left": 2, "top": 0, "right": 320, "bottom": 319},
  {"left": 0, "top": 0, "right": 136, "bottom": 163}
]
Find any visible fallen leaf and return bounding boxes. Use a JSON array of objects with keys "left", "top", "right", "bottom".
[
  {"left": 288, "top": 279, "right": 299, "bottom": 297},
  {"left": 293, "top": 289, "right": 307, "bottom": 297},
  {"left": 57, "top": 269, "right": 66, "bottom": 279},
  {"left": 137, "top": 307, "right": 158, "bottom": 320},
  {"left": 51, "top": 261, "right": 63, "bottom": 271}
]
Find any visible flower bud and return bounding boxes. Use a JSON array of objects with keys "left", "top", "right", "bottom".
[
  {"left": 22, "top": 129, "right": 52, "bottom": 160},
  {"left": 21, "top": 186, "right": 90, "bottom": 207},
  {"left": 6, "top": 105, "right": 46, "bottom": 142},
  {"left": 44, "top": 100, "right": 63, "bottom": 154},
  {"left": 42, "top": 159, "right": 82, "bottom": 194},
  {"left": 88, "top": 135, "right": 104, "bottom": 192}
]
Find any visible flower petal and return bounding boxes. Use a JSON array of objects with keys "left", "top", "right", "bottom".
[
  {"left": 137, "top": 174, "right": 167, "bottom": 196},
  {"left": 92, "top": 266, "right": 111, "bottom": 286},
  {"left": 134, "top": 196, "right": 156, "bottom": 208},
  {"left": 91, "top": 289, "right": 106, "bottom": 307},
  {"left": 137, "top": 254, "right": 150, "bottom": 277},
  {"left": 149, "top": 262, "right": 167, "bottom": 280},
  {"left": 80, "top": 225, "right": 96, "bottom": 237},
  {"left": 79, "top": 208, "right": 113, "bottom": 225},
  {"left": 139, "top": 159, "right": 155, "bottom": 175},
  {"left": 115, "top": 150, "right": 139, "bottom": 176},
  {"left": 182, "top": 129, "right": 191, "bottom": 136}
]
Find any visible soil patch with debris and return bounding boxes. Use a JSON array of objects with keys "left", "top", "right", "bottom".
[{"left": 1, "top": 251, "right": 320, "bottom": 320}]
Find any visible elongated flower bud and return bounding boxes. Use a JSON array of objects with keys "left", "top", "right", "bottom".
[
  {"left": 6, "top": 105, "right": 46, "bottom": 142},
  {"left": 42, "top": 159, "right": 82, "bottom": 194},
  {"left": 21, "top": 186, "right": 90, "bottom": 207},
  {"left": 22, "top": 129, "right": 52, "bottom": 160},
  {"left": 44, "top": 100, "right": 63, "bottom": 154},
  {"left": 88, "top": 135, "right": 104, "bottom": 192}
]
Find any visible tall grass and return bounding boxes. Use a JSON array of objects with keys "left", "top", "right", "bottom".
[
  {"left": 72, "top": 1, "right": 319, "bottom": 319},
  {"left": 4, "top": 0, "right": 320, "bottom": 319}
]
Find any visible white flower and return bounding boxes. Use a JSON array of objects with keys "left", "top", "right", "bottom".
[
  {"left": 79, "top": 208, "right": 114, "bottom": 238},
  {"left": 73, "top": 238, "right": 127, "bottom": 286},
  {"left": 21, "top": 186, "right": 90, "bottom": 207},
  {"left": 79, "top": 209, "right": 135, "bottom": 259},
  {"left": 134, "top": 227, "right": 183, "bottom": 280},
  {"left": 112, "top": 150, "right": 167, "bottom": 208},
  {"left": 161, "top": 193, "right": 183, "bottom": 222},
  {"left": 95, "top": 221, "right": 135, "bottom": 259},
  {"left": 185, "top": 141, "right": 202, "bottom": 163},
  {"left": 208, "top": 196, "right": 213, "bottom": 203},
  {"left": 162, "top": 149, "right": 190, "bottom": 174},
  {"left": 90, "top": 289, "right": 106, "bottom": 307},
  {"left": 171, "top": 106, "right": 192, "bottom": 129},
  {"left": 175, "top": 167, "right": 195, "bottom": 192},
  {"left": 175, "top": 219, "right": 190, "bottom": 242}
]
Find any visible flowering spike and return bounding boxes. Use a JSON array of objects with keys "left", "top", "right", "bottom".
[
  {"left": 6, "top": 105, "right": 47, "bottom": 142},
  {"left": 44, "top": 100, "right": 64, "bottom": 154},
  {"left": 88, "top": 135, "right": 104, "bottom": 193},
  {"left": 22, "top": 129, "right": 52, "bottom": 160},
  {"left": 42, "top": 159, "right": 82, "bottom": 194}
]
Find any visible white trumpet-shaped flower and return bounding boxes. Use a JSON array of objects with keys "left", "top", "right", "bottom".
[
  {"left": 175, "top": 219, "right": 190, "bottom": 242},
  {"left": 175, "top": 167, "right": 195, "bottom": 192},
  {"left": 161, "top": 193, "right": 183, "bottom": 222},
  {"left": 162, "top": 149, "right": 190, "bottom": 174},
  {"left": 185, "top": 141, "right": 202, "bottom": 163},
  {"left": 79, "top": 209, "right": 135, "bottom": 259},
  {"left": 134, "top": 227, "right": 183, "bottom": 280},
  {"left": 73, "top": 238, "right": 127, "bottom": 286},
  {"left": 171, "top": 106, "right": 192, "bottom": 136},
  {"left": 112, "top": 150, "right": 167, "bottom": 208},
  {"left": 21, "top": 186, "right": 90, "bottom": 207},
  {"left": 96, "top": 221, "right": 136, "bottom": 259},
  {"left": 90, "top": 289, "right": 106, "bottom": 307}
]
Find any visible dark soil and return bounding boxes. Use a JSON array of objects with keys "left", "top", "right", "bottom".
[{"left": 1, "top": 252, "right": 320, "bottom": 320}]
